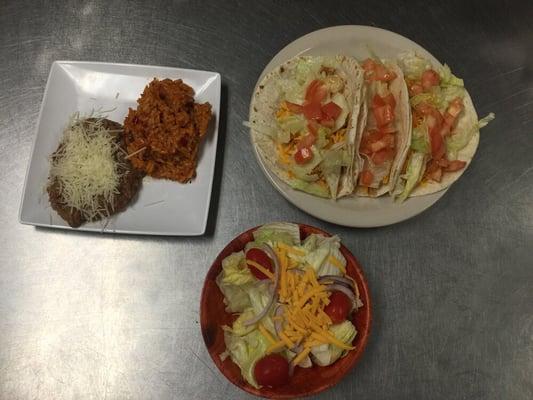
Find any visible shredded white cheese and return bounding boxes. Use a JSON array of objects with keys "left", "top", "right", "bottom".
[{"left": 48, "top": 114, "right": 124, "bottom": 221}]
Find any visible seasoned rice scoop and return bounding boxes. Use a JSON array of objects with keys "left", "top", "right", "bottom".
[{"left": 123, "top": 78, "right": 212, "bottom": 182}]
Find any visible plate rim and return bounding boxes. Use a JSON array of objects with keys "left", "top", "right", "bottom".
[
  {"left": 248, "top": 25, "right": 450, "bottom": 228},
  {"left": 18, "top": 60, "right": 221, "bottom": 236}
]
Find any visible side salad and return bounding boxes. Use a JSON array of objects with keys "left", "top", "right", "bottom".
[{"left": 216, "top": 223, "right": 363, "bottom": 389}]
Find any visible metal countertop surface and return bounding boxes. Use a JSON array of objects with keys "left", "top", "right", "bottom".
[{"left": 1, "top": 1, "right": 532, "bottom": 399}]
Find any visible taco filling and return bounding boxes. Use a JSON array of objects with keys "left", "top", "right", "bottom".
[
  {"left": 394, "top": 53, "right": 494, "bottom": 201},
  {"left": 250, "top": 56, "right": 364, "bottom": 199},
  {"left": 356, "top": 58, "right": 410, "bottom": 197}
]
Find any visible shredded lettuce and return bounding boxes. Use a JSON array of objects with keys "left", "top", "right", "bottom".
[
  {"left": 396, "top": 152, "right": 426, "bottom": 202},
  {"left": 277, "top": 114, "right": 306, "bottom": 139},
  {"left": 215, "top": 251, "right": 255, "bottom": 312},
  {"left": 303, "top": 234, "right": 345, "bottom": 277},
  {"left": 252, "top": 222, "right": 300, "bottom": 246},
  {"left": 439, "top": 64, "right": 464, "bottom": 87},
  {"left": 316, "top": 127, "right": 330, "bottom": 149},
  {"left": 289, "top": 179, "right": 330, "bottom": 198},
  {"left": 311, "top": 321, "right": 357, "bottom": 366},
  {"left": 410, "top": 123, "right": 430, "bottom": 154},
  {"left": 223, "top": 328, "right": 270, "bottom": 388},
  {"left": 331, "top": 93, "right": 349, "bottom": 131},
  {"left": 446, "top": 113, "right": 495, "bottom": 160},
  {"left": 398, "top": 52, "right": 431, "bottom": 80}
]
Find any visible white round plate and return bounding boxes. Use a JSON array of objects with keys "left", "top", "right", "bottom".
[{"left": 249, "top": 25, "right": 450, "bottom": 228}]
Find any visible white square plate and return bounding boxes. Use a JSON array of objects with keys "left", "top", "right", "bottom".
[{"left": 19, "top": 61, "right": 221, "bottom": 235}]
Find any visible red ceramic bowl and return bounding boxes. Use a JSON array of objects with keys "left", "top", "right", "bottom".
[{"left": 200, "top": 224, "right": 372, "bottom": 399}]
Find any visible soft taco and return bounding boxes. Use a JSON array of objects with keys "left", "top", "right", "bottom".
[
  {"left": 393, "top": 53, "right": 494, "bottom": 201},
  {"left": 355, "top": 58, "right": 411, "bottom": 197},
  {"left": 249, "top": 55, "right": 365, "bottom": 199}
]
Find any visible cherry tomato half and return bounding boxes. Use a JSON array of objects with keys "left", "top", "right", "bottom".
[
  {"left": 246, "top": 248, "right": 273, "bottom": 280},
  {"left": 254, "top": 354, "right": 289, "bottom": 388},
  {"left": 324, "top": 291, "right": 352, "bottom": 324}
]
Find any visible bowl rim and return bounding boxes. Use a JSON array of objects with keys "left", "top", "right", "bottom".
[{"left": 200, "top": 223, "right": 372, "bottom": 399}]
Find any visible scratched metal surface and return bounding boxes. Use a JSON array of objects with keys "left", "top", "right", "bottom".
[{"left": 0, "top": 0, "right": 532, "bottom": 399}]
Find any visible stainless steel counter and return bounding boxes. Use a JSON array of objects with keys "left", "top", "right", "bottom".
[{"left": 1, "top": 1, "right": 532, "bottom": 399}]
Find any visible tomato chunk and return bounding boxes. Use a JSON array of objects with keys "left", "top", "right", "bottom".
[
  {"left": 373, "top": 104, "right": 395, "bottom": 127},
  {"left": 302, "top": 101, "right": 323, "bottom": 120},
  {"left": 305, "top": 79, "right": 327, "bottom": 103},
  {"left": 297, "top": 133, "right": 316, "bottom": 150},
  {"left": 445, "top": 160, "right": 467, "bottom": 172},
  {"left": 294, "top": 147, "right": 313, "bottom": 164},
  {"left": 359, "top": 170, "right": 374, "bottom": 186},
  {"left": 322, "top": 101, "right": 342, "bottom": 119},
  {"left": 372, "top": 64, "right": 397, "bottom": 82},
  {"left": 372, "top": 148, "right": 395, "bottom": 165},
  {"left": 409, "top": 82, "right": 424, "bottom": 96},
  {"left": 421, "top": 69, "right": 440, "bottom": 90}
]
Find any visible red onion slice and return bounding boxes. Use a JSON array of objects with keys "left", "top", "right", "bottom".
[
  {"left": 324, "top": 284, "right": 358, "bottom": 312},
  {"left": 243, "top": 244, "right": 280, "bottom": 326},
  {"left": 318, "top": 275, "right": 355, "bottom": 291}
]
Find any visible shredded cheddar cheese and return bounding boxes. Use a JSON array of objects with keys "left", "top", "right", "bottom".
[{"left": 246, "top": 260, "right": 274, "bottom": 280}]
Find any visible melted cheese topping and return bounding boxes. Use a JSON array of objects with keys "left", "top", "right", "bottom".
[{"left": 49, "top": 115, "right": 124, "bottom": 221}]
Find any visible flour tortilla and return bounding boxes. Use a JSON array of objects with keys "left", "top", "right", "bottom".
[
  {"left": 408, "top": 90, "right": 479, "bottom": 196},
  {"left": 355, "top": 62, "right": 412, "bottom": 197},
  {"left": 249, "top": 55, "right": 365, "bottom": 199}
]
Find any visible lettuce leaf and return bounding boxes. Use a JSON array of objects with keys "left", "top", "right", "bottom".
[
  {"left": 396, "top": 152, "right": 426, "bottom": 202},
  {"left": 252, "top": 222, "right": 300, "bottom": 246},
  {"left": 446, "top": 113, "right": 495, "bottom": 160},
  {"left": 223, "top": 328, "right": 270, "bottom": 388},
  {"left": 310, "top": 321, "right": 357, "bottom": 366},
  {"left": 410, "top": 123, "right": 430, "bottom": 154}
]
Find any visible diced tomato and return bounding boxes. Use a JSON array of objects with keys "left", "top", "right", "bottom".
[
  {"left": 445, "top": 160, "right": 467, "bottom": 172},
  {"left": 425, "top": 160, "right": 440, "bottom": 175},
  {"left": 372, "top": 148, "right": 395, "bottom": 165},
  {"left": 297, "top": 133, "right": 316, "bottom": 150},
  {"left": 421, "top": 69, "right": 440, "bottom": 90},
  {"left": 302, "top": 101, "right": 323, "bottom": 120},
  {"left": 379, "top": 123, "right": 396, "bottom": 134},
  {"left": 359, "top": 170, "right": 374, "bottom": 186},
  {"left": 429, "top": 128, "right": 445, "bottom": 160},
  {"left": 428, "top": 167, "right": 443, "bottom": 182},
  {"left": 305, "top": 79, "right": 327, "bottom": 103},
  {"left": 372, "top": 94, "right": 386, "bottom": 109},
  {"left": 382, "top": 93, "right": 396, "bottom": 109},
  {"left": 372, "top": 64, "right": 397, "bottom": 82},
  {"left": 362, "top": 58, "right": 377, "bottom": 73},
  {"left": 373, "top": 104, "right": 395, "bottom": 127},
  {"left": 447, "top": 97, "right": 463, "bottom": 118},
  {"left": 321, "top": 101, "right": 342, "bottom": 119},
  {"left": 409, "top": 82, "right": 424, "bottom": 97},
  {"left": 437, "top": 158, "right": 449, "bottom": 168},
  {"left": 294, "top": 147, "right": 313, "bottom": 164},
  {"left": 319, "top": 117, "right": 335, "bottom": 128},
  {"left": 372, "top": 93, "right": 396, "bottom": 110},
  {"left": 285, "top": 101, "right": 303, "bottom": 114},
  {"left": 369, "top": 133, "right": 395, "bottom": 153}
]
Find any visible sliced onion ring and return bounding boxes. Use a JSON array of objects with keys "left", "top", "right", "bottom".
[
  {"left": 318, "top": 275, "right": 355, "bottom": 291},
  {"left": 324, "top": 283, "right": 357, "bottom": 312},
  {"left": 243, "top": 243, "right": 280, "bottom": 326},
  {"left": 273, "top": 304, "right": 284, "bottom": 337}
]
